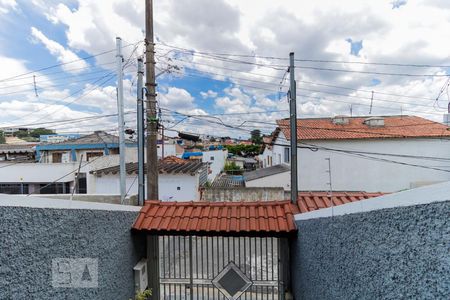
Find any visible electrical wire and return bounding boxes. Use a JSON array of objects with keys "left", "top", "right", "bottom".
[{"left": 0, "top": 42, "right": 139, "bottom": 83}]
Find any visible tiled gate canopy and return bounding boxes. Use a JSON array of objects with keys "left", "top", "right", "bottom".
[{"left": 132, "top": 200, "right": 298, "bottom": 237}]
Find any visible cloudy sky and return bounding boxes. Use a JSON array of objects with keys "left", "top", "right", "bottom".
[{"left": 0, "top": 0, "right": 449, "bottom": 138}]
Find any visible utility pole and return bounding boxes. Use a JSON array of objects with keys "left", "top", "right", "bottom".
[
  {"left": 116, "top": 37, "right": 126, "bottom": 204},
  {"left": 145, "top": 0, "right": 158, "bottom": 200},
  {"left": 137, "top": 58, "right": 145, "bottom": 206},
  {"left": 289, "top": 52, "right": 298, "bottom": 205}
]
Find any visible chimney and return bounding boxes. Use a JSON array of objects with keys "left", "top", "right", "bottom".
[
  {"left": 363, "top": 117, "right": 385, "bottom": 127},
  {"left": 331, "top": 115, "right": 349, "bottom": 125}
]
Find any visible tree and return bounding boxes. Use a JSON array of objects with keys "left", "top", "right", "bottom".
[
  {"left": 225, "top": 144, "right": 261, "bottom": 157},
  {"left": 224, "top": 162, "right": 243, "bottom": 175},
  {"left": 250, "top": 129, "right": 262, "bottom": 144},
  {"left": 0, "top": 131, "right": 5, "bottom": 144},
  {"left": 29, "top": 128, "right": 54, "bottom": 138}
]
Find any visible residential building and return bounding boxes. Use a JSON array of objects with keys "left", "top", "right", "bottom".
[
  {"left": 39, "top": 133, "right": 81, "bottom": 143},
  {"left": 244, "top": 164, "right": 290, "bottom": 190},
  {"left": 0, "top": 143, "right": 36, "bottom": 161},
  {"left": 269, "top": 115, "right": 450, "bottom": 192},
  {"left": 201, "top": 149, "right": 228, "bottom": 182},
  {"left": 227, "top": 156, "right": 258, "bottom": 171},
  {"left": 35, "top": 131, "right": 135, "bottom": 163},
  {"left": 88, "top": 156, "right": 208, "bottom": 201}
]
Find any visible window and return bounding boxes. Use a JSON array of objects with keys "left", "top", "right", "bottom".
[
  {"left": 0, "top": 183, "right": 29, "bottom": 194},
  {"left": 86, "top": 152, "right": 103, "bottom": 161},
  {"left": 52, "top": 152, "right": 62, "bottom": 163},
  {"left": 40, "top": 182, "right": 70, "bottom": 194},
  {"left": 177, "top": 187, "right": 181, "bottom": 190},
  {"left": 210, "top": 156, "right": 215, "bottom": 161},
  {"left": 284, "top": 147, "right": 290, "bottom": 163}
]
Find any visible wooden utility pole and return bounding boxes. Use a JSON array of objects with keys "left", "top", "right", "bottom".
[{"left": 145, "top": 0, "right": 158, "bottom": 200}]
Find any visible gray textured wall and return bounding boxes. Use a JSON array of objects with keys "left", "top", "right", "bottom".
[
  {"left": 202, "top": 187, "right": 286, "bottom": 202},
  {"left": 291, "top": 201, "right": 450, "bottom": 300},
  {"left": 0, "top": 206, "right": 145, "bottom": 299}
]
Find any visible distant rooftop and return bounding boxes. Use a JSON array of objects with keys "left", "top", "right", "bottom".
[
  {"left": 91, "top": 156, "right": 207, "bottom": 176},
  {"left": 211, "top": 174, "right": 245, "bottom": 188},
  {"left": 0, "top": 143, "right": 36, "bottom": 154},
  {"left": 277, "top": 115, "right": 450, "bottom": 140},
  {"left": 244, "top": 164, "right": 290, "bottom": 181},
  {"left": 297, "top": 191, "right": 386, "bottom": 213},
  {"left": 48, "top": 131, "right": 120, "bottom": 145}
]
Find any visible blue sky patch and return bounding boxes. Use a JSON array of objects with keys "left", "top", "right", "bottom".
[
  {"left": 345, "top": 38, "right": 363, "bottom": 56},
  {"left": 391, "top": 0, "right": 407, "bottom": 9}
]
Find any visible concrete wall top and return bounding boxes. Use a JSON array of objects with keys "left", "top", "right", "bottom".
[
  {"left": 0, "top": 194, "right": 141, "bottom": 212},
  {"left": 295, "top": 181, "right": 450, "bottom": 221}
]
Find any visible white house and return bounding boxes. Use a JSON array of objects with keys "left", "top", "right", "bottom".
[
  {"left": 244, "top": 164, "right": 291, "bottom": 191},
  {"left": 270, "top": 115, "right": 450, "bottom": 193},
  {"left": 201, "top": 149, "right": 228, "bottom": 182},
  {"left": 88, "top": 156, "right": 208, "bottom": 201}
]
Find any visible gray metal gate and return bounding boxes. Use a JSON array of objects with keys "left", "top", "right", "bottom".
[{"left": 158, "top": 235, "right": 285, "bottom": 299}]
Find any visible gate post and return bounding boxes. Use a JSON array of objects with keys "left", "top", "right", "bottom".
[{"left": 147, "top": 235, "right": 160, "bottom": 298}]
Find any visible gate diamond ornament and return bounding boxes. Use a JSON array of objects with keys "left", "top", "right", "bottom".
[{"left": 212, "top": 262, "right": 252, "bottom": 300}]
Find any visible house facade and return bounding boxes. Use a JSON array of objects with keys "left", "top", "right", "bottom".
[
  {"left": 269, "top": 115, "right": 450, "bottom": 192},
  {"left": 88, "top": 156, "right": 208, "bottom": 201}
]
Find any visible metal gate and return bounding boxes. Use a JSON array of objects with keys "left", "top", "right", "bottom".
[{"left": 158, "top": 235, "right": 285, "bottom": 300}]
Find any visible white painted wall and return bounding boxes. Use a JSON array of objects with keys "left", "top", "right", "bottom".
[
  {"left": 295, "top": 180, "right": 450, "bottom": 220},
  {"left": 272, "top": 132, "right": 450, "bottom": 192},
  {"left": 91, "top": 173, "right": 200, "bottom": 201},
  {"left": 258, "top": 147, "right": 273, "bottom": 168},
  {"left": 202, "top": 150, "right": 228, "bottom": 182},
  {"left": 0, "top": 162, "right": 77, "bottom": 183},
  {"left": 245, "top": 171, "right": 291, "bottom": 191}
]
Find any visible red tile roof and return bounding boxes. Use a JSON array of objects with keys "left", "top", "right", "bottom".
[
  {"left": 132, "top": 200, "right": 298, "bottom": 236},
  {"left": 297, "top": 191, "right": 385, "bottom": 213},
  {"left": 277, "top": 115, "right": 450, "bottom": 140}
]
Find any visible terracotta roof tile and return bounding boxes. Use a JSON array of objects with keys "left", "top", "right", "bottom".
[
  {"left": 132, "top": 200, "right": 298, "bottom": 236},
  {"left": 277, "top": 115, "right": 450, "bottom": 140},
  {"left": 297, "top": 191, "right": 385, "bottom": 213}
]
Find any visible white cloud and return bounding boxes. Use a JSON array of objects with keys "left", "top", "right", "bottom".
[
  {"left": 158, "top": 87, "right": 195, "bottom": 111},
  {"left": 0, "top": 0, "right": 17, "bottom": 14},
  {"left": 19, "top": 0, "right": 450, "bottom": 136},
  {"left": 200, "top": 89, "right": 218, "bottom": 99},
  {"left": 30, "top": 27, "right": 89, "bottom": 73}
]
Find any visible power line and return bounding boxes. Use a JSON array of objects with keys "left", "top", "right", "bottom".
[
  {"left": 161, "top": 116, "right": 450, "bottom": 172},
  {"left": 26, "top": 154, "right": 105, "bottom": 195},
  {"left": 0, "top": 42, "right": 139, "bottom": 83},
  {"left": 157, "top": 64, "right": 445, "bottom": 116},
  {"left": 295, "top": 65, "right": 448, "bottom": 77},
  {"left": 156, "top": 42, "right": 450, "bottom": 69},
  {"left": 12, "top": 72, "right": 116, "bottom": 124},
  {"left": 158, "top": 58, "right": 442, "bottom": 110}
]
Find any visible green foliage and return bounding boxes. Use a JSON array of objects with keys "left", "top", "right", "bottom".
[
  {"left": 225, "top": 144, "right": 261, "bottom": 156},
  {"left": 14, "top": 130, "right": 28, "bottom": 138},
  {"left": 29, "top": 127, "right": 54, "bottom": 138},
  {"left": 224, "top": 162, "right": 243, "bottom": 175},
  {"left": 0, "top": 131, "right": 5, "bottom": 144},
  {"left": 250, "top": 129, "right": 262, "bottom": 144},
  {"left": 131, "top": 289, "right": 152, "bottom": 300}
]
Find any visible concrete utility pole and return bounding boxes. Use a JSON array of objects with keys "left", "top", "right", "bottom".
[
  {"left": 137, "top": 58, "right": 145, "bottom": 206},
  {"left": 145, "top": 0, "right": 159, "bottom": 200},
  {"left": 289, "top": 52, "right": 298, "bottom": 205},
  {"left": 116, "top": 37, "right": 126, "bottom": 204}
]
